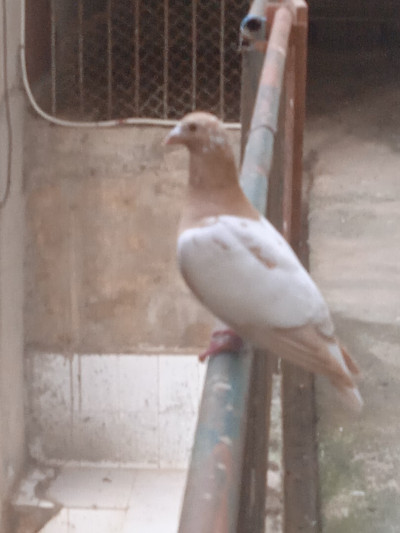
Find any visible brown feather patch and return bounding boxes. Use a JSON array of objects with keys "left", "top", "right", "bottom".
[
  {"left": 237, "top": 322, "right": 356, "bottom": 389},
  {"left": 340, "top": 345, "right": 360, "bottom": 376},
  {"left": 248, "top": 245, "right": 277, "bottom": 269}
]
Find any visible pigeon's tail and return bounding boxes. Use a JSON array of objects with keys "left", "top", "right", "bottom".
[
  {"left": 329, "top": 343, "right": 363, "bottom": 412},
  {"left": 335, "top": 382, "right": 364, "bottom": 413}
]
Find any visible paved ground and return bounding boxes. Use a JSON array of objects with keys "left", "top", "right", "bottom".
[{"left": 306, "top": 47, "right": 400, "bottom": 531}]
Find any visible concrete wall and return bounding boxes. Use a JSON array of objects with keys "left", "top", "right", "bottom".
[
  {"left": 24, "top": 116, "right": 240, "bottom": 465},
  {"left": 0, "top": 0, "right": 26, "bottom": 530}
]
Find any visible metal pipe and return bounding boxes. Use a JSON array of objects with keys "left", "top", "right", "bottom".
[
  {"left": 240, "top": 0, "right": 268, "bottom": 48},
  {"left": 107, "top": 0, "right": 113, "bottom": 118},
  {"left": 163, "top": 0, "right": 169, "bottom": 119},
  {"left": 219, "top": 0, "right": 225, "bottom": 120},
  {"left": 77, "top": 0, "right": 84, "bottom": 115},
  {"left": 240, "top": 6, "right": 293, "bottom": 215},
  {"left": 134, "top": 0, "right": 140, "bottom": 115},
  {"left": 191, "top": 0, "right": 197, "bottom": 111},
  {"left": 178, "top": 350, "right": 254, "bottom": 533},
  {"left": 50, "top": 0, "right": 57, "bottom": 115}
]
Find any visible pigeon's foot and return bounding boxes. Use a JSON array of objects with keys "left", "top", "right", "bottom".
[{"left": 199, "top": 329, "right": 244, "bottom": 362}]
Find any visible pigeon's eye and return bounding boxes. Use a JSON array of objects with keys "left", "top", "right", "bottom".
[{"left": 188, "top": 123, "right": 197, "bottom": 133}]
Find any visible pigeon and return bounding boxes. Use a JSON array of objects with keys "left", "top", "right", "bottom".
[{"left": 165, "top": 111, "right": 363, "bottom": 411}]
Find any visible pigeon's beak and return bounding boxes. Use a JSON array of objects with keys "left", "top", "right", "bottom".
[{"left": 164, "top": 123, "right": 183, "bottom": 146}]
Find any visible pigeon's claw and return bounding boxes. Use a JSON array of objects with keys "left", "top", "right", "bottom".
[{"left": 199, "top": 329, "right": 244, "bottom": 362}]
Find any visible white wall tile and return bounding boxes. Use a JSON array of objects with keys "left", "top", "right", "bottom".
[
  {"left": 117, "top": 411, "right": 158, "bottom": 466},
  {"left": 28, "top": 354, "right": 73, "bottom": 461},
  {"left": 159, "top": 411, "right": 197, "bottom": 469},
  {"left": 30, "top": 353, "right": 72, "bottom": 417},
  {"left": 79, "top": 355, "right": 119, "bottom": 413},
  {"left": 118, "top": 355, "right": 158, "bottom": 413},
  {"left": 28, "top": 352, "right": 204, "bottom": 466},
  {"left": 159, "top": 355, "right": 200, "bottom": 415},
  {"left": 71, "top": 412, "right": 121, "bottom": 463}
]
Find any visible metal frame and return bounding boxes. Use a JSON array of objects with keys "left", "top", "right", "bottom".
[{"left": 178, "top": 1, "right": 314, "bottom": 532}]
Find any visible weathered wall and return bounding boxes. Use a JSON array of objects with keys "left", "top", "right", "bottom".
[
  {"left": 25, "top": 122, "right": 241, "bottom": 354},
  {"left": 24, "top": 116, "right": 241, "bottom": 464},
  {"left": 0, "top": 0, "right": 26, "bottom": 530}
]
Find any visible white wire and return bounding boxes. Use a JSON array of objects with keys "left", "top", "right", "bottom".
[{"left": 19, "top": 0, "right": 241, "bottom": 130}]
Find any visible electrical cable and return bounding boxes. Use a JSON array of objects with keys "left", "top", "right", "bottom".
[
  {"left": 19, "top": 0, "right": 241, "bottom": 130},
  {"left": 0, "top": 0, "right": 13, "bottom": 209}
]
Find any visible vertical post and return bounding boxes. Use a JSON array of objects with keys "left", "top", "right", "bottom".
[
  {"left": 237, "top": 352, "right": 274, "bottom": 533},
  {"left": 219, "top": 0, "right": 226, "bottom": 120},
  {"left": 50, "top": 0, "right": 57, "bottom": 115},
  {"left": 281, "top": 3, "right": 320, "bottom": 533},
  {"left": 134, "top": 0, "right": 140, "bottom": 115},
  {"left": 163, "top": 0, "right": 169, "bottom": 119},
  {"left": 191, "top": 0, "right": 197, "bottom": 111},
  {"left": 106, "top": 0, "right": 113, "bottom": 119},
  {"left": 239, "top": 49, "right": 265, "bottom": 162},
  {"left": 290, "top": 0, "right": 308, "bottom": 254},
  {"left": 77, "top": 0, "right": 84, "bottom": 116}
]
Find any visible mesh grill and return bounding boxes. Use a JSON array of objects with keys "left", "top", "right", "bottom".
[{"left": 47, "top": 0, "right": 248, "bottom": 122}]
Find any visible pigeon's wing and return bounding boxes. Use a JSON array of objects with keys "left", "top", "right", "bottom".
[
  {"left": 178, "top": 214, "right": 362, "bottom": 410},
  {"left": 177, "top": 214, "right": 332, "bottom": 333}
]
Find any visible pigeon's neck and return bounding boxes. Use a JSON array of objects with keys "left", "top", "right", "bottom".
[
  {"left": 188, "top": 147, "right": 238, "bottom": 189},
  {"left": 180, "top": 150, "right": 260, "bottom": 232}
]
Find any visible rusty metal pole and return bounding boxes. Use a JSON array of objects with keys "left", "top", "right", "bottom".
[
  {"left": 240, "top": 7, "right": 294, "bottom": 215},
  {"left": 178, "top": 350, "right": 254, "bottom": 533},
  {"left": 280, "top": 4, "right": 321, "bottom": 533}
]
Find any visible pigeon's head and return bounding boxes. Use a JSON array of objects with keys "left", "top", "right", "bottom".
[{"left": 164, "top": 112, "right": 230, "bottom": 155}]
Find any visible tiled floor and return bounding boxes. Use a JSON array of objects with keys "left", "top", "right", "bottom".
[{"left": 16, "top": 466, "right": 187, "bottom": 533}]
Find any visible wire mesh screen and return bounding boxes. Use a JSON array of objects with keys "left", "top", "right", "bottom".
[{"left": 45, "top": 0, "right": 249, "bottom": 123}]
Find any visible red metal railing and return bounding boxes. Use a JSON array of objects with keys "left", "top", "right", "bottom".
[{"left": 178, "top": 2, "right": 315, "bottom": 532}]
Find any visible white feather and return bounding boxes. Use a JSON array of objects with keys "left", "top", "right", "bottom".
[{"left": 178, "top": 215, "right": 332, "bottom": 334}]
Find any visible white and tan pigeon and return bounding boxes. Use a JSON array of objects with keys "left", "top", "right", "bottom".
[{"left": 165, "top": 111, "right": 363, "bottom": 411}]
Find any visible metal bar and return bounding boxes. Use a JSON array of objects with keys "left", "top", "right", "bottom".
[
  {"left": 237, "top": 351, "right": 275, "bottom": 532},
  {"left": 288, "top": 0, "right": 307, "bottom": 251},
  {"left": 134, "top": 0, "right": 140, "bottom": 115},
  {"left": 178, "top": 350, "right": 254, "bottom": 533},
  {"left": 219, "top": 0, "right": 225, "bottom": 120},
  {"left": 163, "top": 0, "right": 169, "bottom": 119},
  {"left": 240, "top": 6, "right": 294, "bottom": 215},
  {"left": 50, "top": 0, "right": 57, "bottom": 115},
  {"left": 107, "top": 0, "right": 113, "bottom": 119},
  {"left": 239, "top": 48, "right": 264, "bottom": 162},
  {"left": 281, "top": 3, "right": 321, "bottom": 533},
  {"left": 191, "top": 0, "right": 197, "bottom": 111},
  {"left": 281, "top": 45, "right": 295, "bottom": 240},
  {"left": 240, "top": 0, "right": 268, "bottom": 48},
  {"left": 248, "top": 0, "right": 270, "bottom": 18},
  {"left": 78, "top": 0, "right": 84, "bottom": 115}
]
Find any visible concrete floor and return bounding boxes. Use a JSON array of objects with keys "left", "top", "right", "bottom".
[{"left": 14, "top": 467, "right": 186, "bottom": 533}]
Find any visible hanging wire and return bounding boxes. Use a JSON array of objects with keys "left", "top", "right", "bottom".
[
  {"left": 0, "top": 0, "right": 13, "bottom": 209},
  {"left": 19, "top": 0, "right": 241, "bottom": 129}
]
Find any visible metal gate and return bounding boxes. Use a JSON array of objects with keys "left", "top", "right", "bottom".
[{"left": 28, "top": 0, "right": 249, "bottom": 123}]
